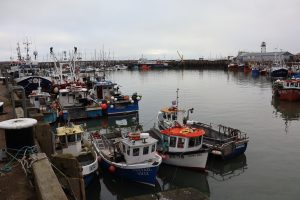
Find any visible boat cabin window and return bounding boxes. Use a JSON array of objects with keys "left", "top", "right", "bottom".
[
  {"left": 35, "top": 97, "right": 39, "bottom": 101},
  {"left": 127, "top": 147, "right": 130, "bottom": 155},
  {"left": 133, "top": 148, "right": 139, "bottom": 156},
  {"left": 60, "top": 136, "right": 66, "bottom": 144},
  {"left": 177, "top": 138, "right": 185, "bottom": 148},
  {"left": 287, "top": 83, "right": 290, "bottom": 87},
  {"left": 290, "top": 82, "right": 294, "bottom": 87},
  {"left": 77, "top": 134, "right": 81, "bottom": 141},
  {"left": 122, "top": 144, "right": 126, "bottom": 153},
  {"left": 62, "top": 93, "right": 67, "bottom": 97},
  {"left": 195, "top": 136, "right": 202, "bottom": 146},
  {"left": 143, "top": 146, "right": 149, "bottom": 155},
  {"left": 169, "top": 137, "right": 177, "bottom": 148},
  {"left": 188, "top": 137, "right": 196, "bottom": 147},
  {"left": 151, "top": 144, "right": 156, "bottom": 152},
  {"left": 67, "top": 134, "right": 76, "bottom": 143},
  {"left": 188, "top": 136, "right": 202, "bottom": 147}
]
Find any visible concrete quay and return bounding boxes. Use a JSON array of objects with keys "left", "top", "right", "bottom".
[{"left": 0, "top": 81, "right": 69, "bottom": 200}]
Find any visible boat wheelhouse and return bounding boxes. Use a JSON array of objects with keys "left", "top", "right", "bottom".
[
  {"left": 90, "top": 131, "right": 162, "bottom": 186},
  {"left": 58, "top": 85, "right": 102, "bottom": 120},
  {"left": 55, "top": 124, "right": 98, "bottom": 186},
  {"left": 28, "top": 87, "right": 57, "bottom": 124},
  {"left": 157, "top": 90, "right": 248, "bottom": 160}
]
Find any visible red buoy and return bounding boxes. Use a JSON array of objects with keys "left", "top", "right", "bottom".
[
  {"left": 101, "top": 103, "right": 107, "bottom": 110},
  {"left": 108, "top": 165, "right": 116, "bottom": 174}
]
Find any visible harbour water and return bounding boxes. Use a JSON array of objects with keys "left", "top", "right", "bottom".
[{"left": 84, "top": 69, "right": 300, "bottom": 200}]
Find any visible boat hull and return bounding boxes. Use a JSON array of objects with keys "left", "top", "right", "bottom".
[
  {"left": 99, "top": 155, "right": 160, "bottom": 186},
  {"left": 81, "top": 151, "right": 99, "bottom": 187},
  {"left": 271, "top": 68, "right": 288, "bottom": 78},
  {"left": 160, "top": 150, "right": 208, "bottom": 170},
  {"left": 15, "top": 76, "right": 52, "bottom": 94},
  {"left": 105, "top": 102, "right": 139, "bottom": 116},
  {"left": 275, "top": 89, "right": 300, "bottom": 101},
  {"left": 209, "top": 141, "right": 248, "bottom": 160},
  {"left": 43, "top": 112, "right": 57, "bottom": 124},
  {"left": 86, "top": 107, "right": 103, "bottom": 118}
]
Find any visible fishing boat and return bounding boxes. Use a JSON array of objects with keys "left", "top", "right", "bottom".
[
  {"left": 138, "top": 58, "right": 168, "bottom": 69},
  {"left": 273, "top": 78, "right": 300, "bottom": 101},
  {"left": 90, "top": 130, "right": 162, "bottom": 186},
  {"left": 10, "top": 42, "right": 52, "bottom": 94},
  {"left": 88, "top": 77, "right": 142, "bottom": 116},
  {"left": 150, "top": 125, "right": 209, "bottom": 170},
  {"left": 157, "top": 89, "right": 248, "bottom": 160},
  {"left": 186, "top": 121, "right": 249, "bottom": 160},
  {"left": 55, "top": 124, "right": 98, "bottom": 186},
  {"left": 251, "top": 66, "right": 260, "bottom": 77},
  {"left": 270, "top": 64, "right": 288, "bottom": 79},
  {"left": 57, "top": 84, "right": 102, "bottom": 120},
  {"left": 227, "top": 63, "right": 239, "bottom": 71},
  {"left": 28, "top": 86, "right": 57, "bottom": 124}
]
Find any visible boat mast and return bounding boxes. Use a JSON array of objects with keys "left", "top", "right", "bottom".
[
  {"left": 176, "top": 88, "right": 179, "bottom": 108},
  {"left": 23, "top": 38, "right": 31, "bottom": 63},
  {"left": 16, "top": 42, "right": 22, "bottom": 62}
]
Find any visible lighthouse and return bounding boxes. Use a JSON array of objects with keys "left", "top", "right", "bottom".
[{"left": 261, "top": 42, "right": 266, "bottom": 53}]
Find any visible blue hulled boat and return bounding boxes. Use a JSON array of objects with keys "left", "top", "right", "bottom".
[
  {"left": 89, "top": 77, "right": 142, "bottom": 116},
  {"left": 90, "top": 130, "right": 162, "bottom": 186}
]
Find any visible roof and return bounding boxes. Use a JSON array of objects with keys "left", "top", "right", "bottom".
[
  {"left": 122, "top": 136, "right": 157, "bottom": 147},
  {"left": 237, "top": 51, "right": 294, "bottom": 58},
  {"left": 160, "top": 126, "right": 205, "bottom": 138},
  {"left": 160, "top": 107, "right": 185, "bottom": 114},
  {"left": 56, "top": 125, "right": 84, "bottom": 136}
]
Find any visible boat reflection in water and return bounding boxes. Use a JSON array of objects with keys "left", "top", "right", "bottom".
[
  {"left": 271, "top": 98, "right": 300, "bottom": 121},
  {"left": 99, "top": 172, "right": 161, "bottom": 200},
  {"left": 156, "top": 164, "right": 210, "bottom": 197},
  {"left": 83, "top": 112, "right": 140, "bottom": 131},
  {"left": 85, "top": 175, "right": 101, "bottom": 200},
  {"left": 272, "top": 97, "right": 300, "bottom": 134},
  {"left": 206, "top": 154, "right": 247, "bottom": 182}
]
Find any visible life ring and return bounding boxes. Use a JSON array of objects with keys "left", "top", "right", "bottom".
[
  {"left": 180, "top": 128, "right": 191, "bottom": 134},
  {"left": 128, "top": 132, "right": 140, "bottom": 140}
]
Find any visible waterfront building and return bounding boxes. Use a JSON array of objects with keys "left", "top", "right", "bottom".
[{"left": 235, "top": 42, "right": 294, "bottom": 63}]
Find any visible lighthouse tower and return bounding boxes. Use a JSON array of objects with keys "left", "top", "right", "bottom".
[{"left": 261, "top": 42, "right": 266, "bottom": 53}]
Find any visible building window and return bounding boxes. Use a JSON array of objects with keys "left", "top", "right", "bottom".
[
  {"left": 143, "top": 146, "right": 149, "bottom": 155},
  {"left": 133, "top": 148, "right": 139, "bottom": 156},
  {"left": 170, "top": 137, "right": 177, "bottom": 147},
  {"left": 177, "top": 138, "right": 185, "bottom": 148}
]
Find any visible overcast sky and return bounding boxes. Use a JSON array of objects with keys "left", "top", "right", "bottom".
[{"left": 1, "top": 0, "right": 300, "bottom": 61}]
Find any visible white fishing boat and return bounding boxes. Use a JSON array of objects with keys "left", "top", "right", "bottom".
[
  {"left": 157, "top": 89, "right": 249, "bottom": 160},
  {"left": 55, "top": 124, "right": 98, "bottom": 186},
  {"left": 28, "top": 86, "right": 57, "bottom": 124},
  {"left": 90, "top": 130, "right": 162, "bottom": 186}
]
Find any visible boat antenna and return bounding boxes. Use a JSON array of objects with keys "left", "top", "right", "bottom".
[{"left": 176, "top": 88, "right": 179, "bottom": 109}]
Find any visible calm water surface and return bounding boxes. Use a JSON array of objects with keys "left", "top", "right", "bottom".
[{"left": 85, "top": 69, "right": 300, "bottom": 200}]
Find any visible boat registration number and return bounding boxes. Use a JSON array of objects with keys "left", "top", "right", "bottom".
[{"left": 89, "top": 163, "right": 97, "bottom": 171}]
